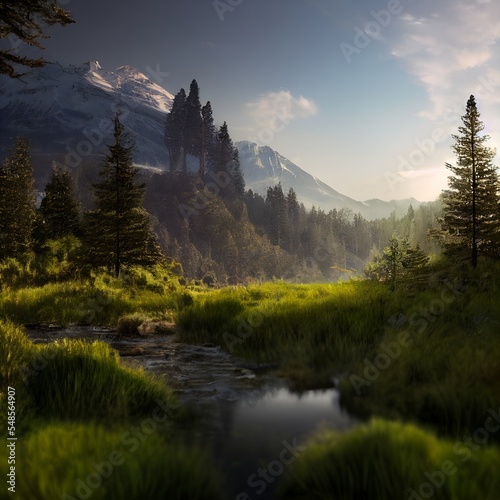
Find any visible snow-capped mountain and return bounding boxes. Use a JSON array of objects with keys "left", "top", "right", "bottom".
[
  {"left": 237, "top": 141, "right": 420, "bottom": 220},
  {"left": 0, "top": 61, "right": 173, "bottom": 172},
  {"left": 0, "top": 61, "right": 419, "bottom": 218}
]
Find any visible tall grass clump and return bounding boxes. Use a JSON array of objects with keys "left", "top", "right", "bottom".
[
  {"left": 0, "top": 322, "right": 36, "bottom": 434},
  {"left": 0, "top": 322, "right": 176, "bottom": 426},
  {"left": 279, "top": 419, "right": 500, "bottom": 500},
  {"left": 177, "top": 281, "right": 400, "bottom": 388},
  {"left": 28, "top": 339, "right": 176, "bottom": 422},
  {"left": 10, "top": 424, "right": 224, "bottom": 500},
  {"left": 0, "top": 321, "right": 33, "bottom": 390},
  {"left": 340, "top": 282, "right": 500, "bottom": 438},
  {"left": 0, "top": 266, "right": 189, "bottom": 326}
]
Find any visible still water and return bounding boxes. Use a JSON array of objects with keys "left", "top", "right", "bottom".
[{"left": 120, "top": 337, "right": 358, "bottom": 500}]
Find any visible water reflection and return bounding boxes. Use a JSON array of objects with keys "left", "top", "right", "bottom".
[{"left": 193, "top": 387, "right": 358, "bottom": 500}]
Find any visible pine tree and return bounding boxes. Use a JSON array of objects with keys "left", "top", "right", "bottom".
[
  {"left": 85, "top": 114, "right": 164, "bottom": 276},
  {"left": 0, "top": 0, "right": 74, "bottom": 77},
  {"left": 440, "top": 95, "right": 500, "bottom": 267},
  {"left": 165, "top": 88, "right": 187, "bottom": 173},
  {"left": 214, "top": 122, "right": 245, "bottom": 198},
  {"left": 365, "top": 235, "right": 429, "bottom": 291},
  {"left": 184, "top": 80, "right": 203, "bottom": 158},
  {"left": 200, "top": 101, "right": 216, "bottom": 178},
  {"left": 39, "top": 166, "right": 81, "bottom": 240},
  {"left": 0, "top": 138, "right": 36, "bottom": 260}
]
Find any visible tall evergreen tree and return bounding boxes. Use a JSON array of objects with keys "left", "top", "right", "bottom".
[
  {"left": 214, "top": 122, "right": 245, "bottom": 198},
  {"left": 200, "top": 101, "right": 216, "bottom": 178},
  {"left": 165, "top": 88, "right": 187, "bottom": 173},
  {"left": 0, "top": 138, "right": 36, "bottom": 260},
  {"left": 39, "top": 166, "right": 81, "bottom": 239},
  {"left": 86, "top": 114, "right": 164, "bottom": 276},
  {"left": 440, "top": 95, "right": 500, "bottom": 267},
  {"left": 265, "top": 184, "right": 287, "bottom": 246},
  {"left": 184, "top": 79, "right": 203, "bottom": 158}
]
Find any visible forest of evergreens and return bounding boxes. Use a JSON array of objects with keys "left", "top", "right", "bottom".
[
  {"left": 0, "top": 78, "right": 445, "bottom": 287},
  {"left": 2, "top": 3, "right": 500, "bottom": 500}
]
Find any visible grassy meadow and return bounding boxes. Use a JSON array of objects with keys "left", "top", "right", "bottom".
[
  {"left": 278, "top": 419, "right": 500, "bottom": 500},
  {"left": 175, "top": 261, "right": 500, "bottom": 498},
  {"left": 1, "top": 260, "right": 500, "bottom": 498}
]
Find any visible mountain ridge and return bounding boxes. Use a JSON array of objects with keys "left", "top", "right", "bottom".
[
  {"left": 0, "top": 61, "right": 420, "bottom": 219},
  {"left": 236, "top": 141, "right": 420, "bottom": 219}
]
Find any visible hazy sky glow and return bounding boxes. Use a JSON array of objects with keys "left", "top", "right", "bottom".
[{"left": 29, "top": 0, "right": 500, "bottom": 201}]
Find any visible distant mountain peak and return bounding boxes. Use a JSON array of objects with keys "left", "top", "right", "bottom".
[
  {"left": 82, "top": 60, "right": 102, "bottom": 72},
  {"left": 236, "top": 141, "right": 422, "bottom": 220}
]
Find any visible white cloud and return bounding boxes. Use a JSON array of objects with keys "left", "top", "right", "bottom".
[
  {"left": 246, "top": 90, "right": 318, "bottom": 129},
  {"left": 391, "top": 0, "right": 500, "bottom": 123}
]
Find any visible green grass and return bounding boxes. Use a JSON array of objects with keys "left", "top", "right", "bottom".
[
  {"left": 177, "top": 281, "right": 401, "bottom": 389},
  {"left": 0, "top": 268, "right": 188, "bottom": 326},
  {"left": 178, "top": 270, "right": 500, "bottom": 439},
  {"left": 279, "top": 419, "right": 500, "bottom": 500},
  {"left": 340, "top": 281, "right": 500, "bottom": 438},
  {"left": 2, "top": 423, "right": 224, "bottom": 500},
  {"left": 0, "top": 322, "right": 176, "bottom": 430}
]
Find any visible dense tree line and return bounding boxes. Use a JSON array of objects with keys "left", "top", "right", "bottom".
[
  {"left": 2, "top": 87, "right": 494, "bottom": 287},
  {"left": 0, "top": 115, "right": 165, "bottom": 283}
]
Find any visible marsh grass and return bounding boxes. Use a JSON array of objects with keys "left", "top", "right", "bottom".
[
  {"left": 0, "top": 270, "right": 187, "bottom": 326},
  {"left": 178, "top": 274, "right": 500, "bottom": 435},
  {"left": 340, "top": 284, "right": 500, "bottom": 438},
  {"left": 28, "top": 339, "right": 175, "bottom": 422},
  {"left": 279, "top": 419, "right": 500, "bottom": 500},
  {"left": 0, "top": 322, "right": 176, "bottom": 431},
  {"left": 9, "top": 424, "right": 224, "bottom": 500},
  {"left": 177, "top": 281, "right": 399, "bottom": 388}
]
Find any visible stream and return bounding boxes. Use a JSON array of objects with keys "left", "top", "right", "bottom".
[{"left": 28, "top": 327, "right": 358, "bottom": 499}]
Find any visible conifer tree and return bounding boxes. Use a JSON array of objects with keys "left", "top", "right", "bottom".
[
  {"left": 214, "top": 122, "right": 245, "bottom": 198},
  {"left": 165, "top": 88, "right": 187, "bottom": 172},
  {"left": 365, "top": 235, "right": 429, "bottom": 291},
  {"left": 39, "top": 166, "right": 81, "bottom": 239},
  {"left": 440, "top": 95, "right": 500, "bottom": 267},
  {"left": 86, "top": 114, "right": 164, "bottom": 276},
  {"left": 184, "top": 79, "right": 203, "bottom": 158},
  {"left": 200, "top": 101, "right": 216, "bottom": 178},
  {"left": 0, "top": 138, "right": 36, "bottom": 260}
]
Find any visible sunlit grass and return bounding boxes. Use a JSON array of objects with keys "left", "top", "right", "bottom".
[
  {"left": 279, "top": 419, "right": 500, "bottom": 500},
  {"left": 0, "top": 267, "right": 188, "bottom": 326},
  {"left": 177, "top": 281, "right": 400, "bottom": 389},
  {"left": 178, "top": 273, "right": 500, "bottom": 437},
  {"left": 0, "top": 322, "right": 176, "bottom": 431}
]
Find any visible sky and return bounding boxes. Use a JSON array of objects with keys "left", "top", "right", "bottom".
[{"left": 25, "top": 0, "right": 500, "bottom": 201}]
